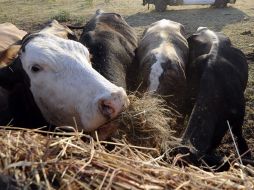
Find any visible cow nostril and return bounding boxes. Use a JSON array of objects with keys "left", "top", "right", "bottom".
[
  {"left": 99, "top": 100, "right": 115, "bottom": 119},
  {"left": 102, "top": 104, "right": 113, "bottom": 115}
]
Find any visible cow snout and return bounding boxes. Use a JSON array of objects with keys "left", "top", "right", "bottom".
[{"left": 98, "top": 90, "right": 129, "bottom": 119}]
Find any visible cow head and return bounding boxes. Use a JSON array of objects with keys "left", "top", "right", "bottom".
[
  {"left": 187, "top": 27, "right": 218, "bottom": 63},
  {"left": 0, "top": 33, "right": 129, "bottom": 136}
]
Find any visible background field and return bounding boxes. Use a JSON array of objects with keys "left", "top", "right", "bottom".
[{"left": 0, "top": 0, "right": 254, "bottom": 171}]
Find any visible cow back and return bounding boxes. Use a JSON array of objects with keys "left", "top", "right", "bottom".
[{"left": 0, "top": 23, "right": 26, "bottom": 53}]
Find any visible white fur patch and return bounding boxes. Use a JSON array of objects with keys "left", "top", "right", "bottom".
[
  {"left": 199, "top": 27, "right": 219, "bottom": 61},
  {"left": 147, "top": 19, "right": 185, "bottom": 92},
  {"left": 148, "top": 53, "right": 164, "bottom": 92},
  {"left": 197, "top": 26, "right": 208, "bottom": 32},
  {"left": 157, "top": 19, "right": 171, "bottom": 27},
  {"left": 147, "top": 19, "right": 182, "bottom": 34},
  {"left": 205, "top": 29, "right": 219, "bottom": 54}
]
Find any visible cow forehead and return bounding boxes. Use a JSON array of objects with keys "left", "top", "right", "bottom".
[
  {"left": 21, "top": 34, "right": 90, "bottom": 67},
  {"left": 95, "top": 12, "right": 127, "bottom": 27},
  {"left": 156, "top": 19, "right": 179, "bottom": 26},
  {"left": 148, "top": 19, "right": 182, "bottom": 33}
]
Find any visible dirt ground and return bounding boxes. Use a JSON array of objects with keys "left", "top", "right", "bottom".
[{"left": 0, "top": 0, "right": 254, "bottom": 158}]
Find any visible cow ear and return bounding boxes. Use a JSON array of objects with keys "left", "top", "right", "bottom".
[
  {"left": 63, "top": 24, "right": 78, "bottom": 41},
  {"left": 0, "top": 58, "right": 22, "bottom": 91},
  {"left": 0, "top": 45, "right": 21, "bottom": 66},
  {"left": 21, "top": 33, "right": 41, "bottom": 52},
  {"left": 67, "top": 31, "right": 78, "bottom": 41},
  {"left": 178, "top": 23, "right": 186, "bottom": 37}
]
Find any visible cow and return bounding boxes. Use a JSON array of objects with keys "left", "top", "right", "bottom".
[
  {"left": 0, "top": 23, "right": 27, "bottom": 125},
  {"left": 0, "top": 33, "right": 129, "bottom": 140},
  {"left": 0, "top": 23, "right": 27, "bottom": 53},
  {"left": 0, "top": 20, "right": 79, "bottom": 129},
  {"left": 180, "top": 27, "right": 251, "bottom": 170},
  {"left": 0, "top": 23, "right": 27, "bottom": 67},
  {"left": 78, "top": 10, "right": 138, "bottom": 90},
  {"left": 135, "top": 19, "right": 189, "bottom": 128}
]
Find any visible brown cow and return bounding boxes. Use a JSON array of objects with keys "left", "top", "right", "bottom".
[
  {"left": 0, "top": 23, "right": 27, "bottom": 53},
  {"left": 39, "top": 20, "right": 77, "bottom": 41},
  {"left": 0, "top": 23, "right": 27, "bottom": 67},
  {"left": 0, "top": 20, "right": 77, "bottom": 67}
]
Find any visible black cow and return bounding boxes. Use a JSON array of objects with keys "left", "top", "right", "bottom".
[
  {"left": 0, "top": 87, "right": 11, "bottom": 125},
  {"left": 180, "top": 27, "right": 251, "bottom": 169},
  {"left": 78, "top": 10, "right": 138, "bottom": 90}
]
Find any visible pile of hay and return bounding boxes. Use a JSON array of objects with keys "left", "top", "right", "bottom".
[
  {"left": 0, "top": 127, "right": 254, "bottom": 189},
  {"left": 113, "top": 93, "right": 180, "bottom": 152},
  {"left": 0, "top": 94, "right": 253, "bottom": 189}
]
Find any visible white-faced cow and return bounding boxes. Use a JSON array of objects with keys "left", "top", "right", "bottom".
[
  {"left": 0, "top": 33, "right": 129, "bottom": 140},
  {"left": 78, "top": 10, "right": 138, "bottom": 90},
  {"left": 0, "top": 21, "right": 79, "bottom": 129},
  {"left": 135, "top": 19, "right": 188, "bottom": 119},
  {"left": 181, "top": 27, "right": 251, "bottom": 169}
]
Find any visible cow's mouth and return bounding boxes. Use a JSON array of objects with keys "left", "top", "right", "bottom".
[{"left": 92, "top": 120, "right": 119, "bottom": 141}]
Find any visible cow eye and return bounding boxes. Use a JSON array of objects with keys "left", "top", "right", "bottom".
[{"left": 31, "top": 64, "right": 42, "bottom": 73}]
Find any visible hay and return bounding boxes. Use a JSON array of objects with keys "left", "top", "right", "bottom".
[
  {"left": 0, "top": 127, "right": 254, "bottom": 189},
  {"left": 113, "top": 93, "right": 180, "bottom": 152},
  {"left": 0, "top": 94, "right": 253, "bottom": 189}
]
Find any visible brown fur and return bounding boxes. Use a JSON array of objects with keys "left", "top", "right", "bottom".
[
  {"left": 0, "top": 45, "right": 21, "bottom": 67},
  {"left": 0, "top": 23, "right": 27, "bottom": 53}
]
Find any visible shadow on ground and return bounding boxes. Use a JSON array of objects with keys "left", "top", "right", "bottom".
[{"left": 126, "top": 6, "right": 248, "bottom": 35}]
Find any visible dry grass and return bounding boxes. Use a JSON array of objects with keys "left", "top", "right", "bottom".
[
  {"left": 0, "top": 0, "right": 147, "bottom": 31},
  {"left": 113, "top": 93, "right": 180, "bottom": 152},
  {"left": 0, "top": 127, "right": 254, "bottom": 189},
  {"left": 0, "top": 95, "right": 253, "bottom": 189}
]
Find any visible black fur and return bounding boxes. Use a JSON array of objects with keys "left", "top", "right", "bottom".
[
  {"left": 182, "top": 29, "right": 251, "bottom": 167},
  {"left": 79, "top": 11, "right": 138, "bottom": 90},
  {"left": 0, "top": 57, "right": 47, "bottom": 127}
]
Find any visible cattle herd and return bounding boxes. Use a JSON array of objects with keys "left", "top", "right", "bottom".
[{"left": 0, "top": 10, "right": 252, "bottom": 171}]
